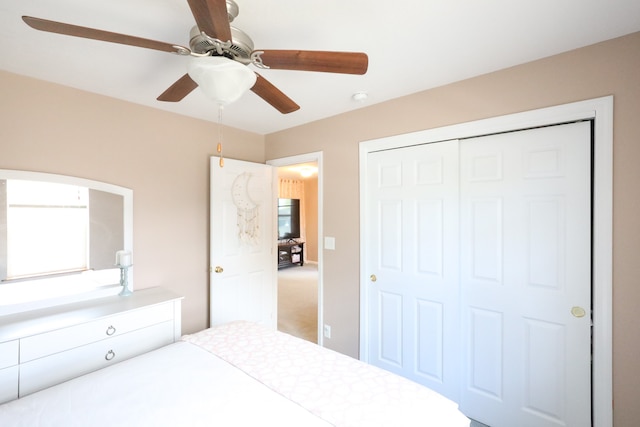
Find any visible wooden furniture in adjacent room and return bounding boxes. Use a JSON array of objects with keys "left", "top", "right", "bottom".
[{"left": 278, "top": 242, "right": 304, "bottom": 269}]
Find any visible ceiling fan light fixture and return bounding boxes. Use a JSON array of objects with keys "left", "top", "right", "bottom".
[{"left": 187, "top": 56, "right": 256, "bottom": 105}]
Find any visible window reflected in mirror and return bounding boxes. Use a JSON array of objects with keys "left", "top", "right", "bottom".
[
  {"left": 5, "top": 180, "right": 90, "bottom": 279},
  {"left": 0, "top": 170, "right": 132, "bottom": 314},
  {"left": 2, "top": 180, "right": 123, "bottom": 281}
]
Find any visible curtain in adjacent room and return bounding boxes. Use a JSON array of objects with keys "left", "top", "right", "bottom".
[{"left": 278, "top": 178, "right": 306, "bottom": 245}]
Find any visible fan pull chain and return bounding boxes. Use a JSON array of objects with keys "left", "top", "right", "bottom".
[{"left": 217, "top": 105, "right": 224, "bottom": 167}]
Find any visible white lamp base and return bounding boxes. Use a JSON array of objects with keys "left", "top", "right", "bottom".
[{"left": 118, "top": 265, "right": 132, "bottom": 297}]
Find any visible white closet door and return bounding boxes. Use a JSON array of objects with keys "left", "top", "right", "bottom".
[
  {"left": 365, "top": 140, "right": 461, "bottom": 401},
  {"left": 458, "top": 121, "right": 592, "bottom": 426}
]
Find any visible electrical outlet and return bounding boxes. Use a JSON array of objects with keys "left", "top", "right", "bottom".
[{"left": 323, "top": 324, "right": 331, "bottom": 339}]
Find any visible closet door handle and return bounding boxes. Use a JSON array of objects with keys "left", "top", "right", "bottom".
[{"left": 571, "top": 306, "right": 586, "bottom": 318}]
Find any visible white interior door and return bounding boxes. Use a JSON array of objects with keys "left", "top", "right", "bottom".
[
  {"left": 364, "top": 121, "right": 592, "bottom": 426},
  {"left": 365, "top": 140, "right": 462, "bottom": 401},
  {"left": 459, "top": 122, "right": 592, "bottom": 427},
  {"left": 210, "top": 157, "right": 277, "bottom": 328}
]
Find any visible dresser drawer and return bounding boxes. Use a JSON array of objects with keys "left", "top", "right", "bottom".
[
  {"left": 20, "top": 302, "right": 174, "bottom": 363},
  {"left": 0, "top": 366, "right": 19, "bottom": 404},
  {"left": 0, "top": 340, "right": 19, "bottom": 369},
  {"left": 19, "top": 320, "right": 174, "bottom": 397}
]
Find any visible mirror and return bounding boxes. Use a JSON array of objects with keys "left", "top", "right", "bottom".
[{"left": 0, "top": 170, "right": 132, "bottom": 314}]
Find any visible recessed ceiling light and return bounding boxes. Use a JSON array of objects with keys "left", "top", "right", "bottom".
[{"left": 352, "top": 92, "right": 368, "bottom": 102}]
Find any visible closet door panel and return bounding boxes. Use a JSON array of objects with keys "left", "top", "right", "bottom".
[
  {"left": 415, "top": 299, "right": 444, "bottom": 382},
  {"left": 459, "top": 122, "right": 592, "bottom": 427},
  {"left": 366, "top": 140, "right": 460, "bottom": 401}
]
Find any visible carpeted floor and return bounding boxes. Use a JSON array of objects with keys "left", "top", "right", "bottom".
[{"left": 277, "top": 263, "right": 318, "bottom": 343}]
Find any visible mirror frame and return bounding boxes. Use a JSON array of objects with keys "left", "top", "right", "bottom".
[{"left": 0, "top": 169, "right": 133, "bottom": 315}]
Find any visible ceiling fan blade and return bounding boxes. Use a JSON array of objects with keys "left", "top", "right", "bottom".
[
  {"left": 251, "top": 73, "right": 300, "bottom": 114},
  {"left": 157, "top": 74, "right": 199, "bottom": 102},
  {"left": 254, "top": 50, "right": 368, "bottom": 75},
  {"left": 187, "top": 0, "right": 232, "bottom": 41},
  {"left": 22, "top": 16, "right": 185, "bottom": 54}
]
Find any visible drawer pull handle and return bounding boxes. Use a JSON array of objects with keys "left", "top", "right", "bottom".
[
  {"left": 105, "top": 350, "right": 116, "bottom": 361},
  {"left": 106, "top": 325, "right": 116, "bottom": 336}
]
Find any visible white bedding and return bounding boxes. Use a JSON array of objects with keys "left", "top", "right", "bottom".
[
  {"left": 183, "top": 321, "right": 470, "bottom": 427},
  {"left": 0, "top": 341, "right": 331, "bottom": 427},
  {"left": 0, "top": 321, "right": 470, "bottom": 426}
]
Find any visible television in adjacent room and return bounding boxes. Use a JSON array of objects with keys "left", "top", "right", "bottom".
[{"left": 277, "top": 198, "right": 300, "bottom": 240}]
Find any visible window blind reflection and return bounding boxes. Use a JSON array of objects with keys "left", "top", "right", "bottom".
[{"left": 6, "top": 180, "right": 89, "bottom": 279}]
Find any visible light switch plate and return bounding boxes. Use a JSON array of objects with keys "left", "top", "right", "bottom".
[{"left": 324, "top": 236, "right": 335, "bottom": 250}]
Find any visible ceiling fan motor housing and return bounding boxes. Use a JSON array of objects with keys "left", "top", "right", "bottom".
[
  {"left": 188, "top": 0, "right": 252, "bottom": 63},
  {"left": 189, "top": 25, "right": 254, "bottom": 63}
]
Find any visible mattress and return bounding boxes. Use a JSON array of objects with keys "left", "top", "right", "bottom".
[{"left": 0, "top": 321, "right": 470, "bottom": 426}]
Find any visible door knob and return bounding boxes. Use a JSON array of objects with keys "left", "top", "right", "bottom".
[
  {"left": 214, "top": 266, "right": 224, "bottom": 273},
  {"left": 571, "top": 306, "right": 586, "bottom": 318},
  {"left": 370, "top": 274, "right": 377, "bottom": 282}
]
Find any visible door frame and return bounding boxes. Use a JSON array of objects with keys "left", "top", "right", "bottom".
[
  {"left": 267, "top": 151, "right": 325, "bottom": 346},
  {"left": 359, "top": 96, "right": 613, "bottom": 427}
]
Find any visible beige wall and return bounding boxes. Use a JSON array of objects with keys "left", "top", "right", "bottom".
[
  {"left": 266, "top": 31, "right": 640, "bottom": 425},
  {"left": 0, "top": 71, "right": 265, "bottom": 334}
]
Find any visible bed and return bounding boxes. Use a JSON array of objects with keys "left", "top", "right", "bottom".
[{"left": 0, "top": 321, "right": 470, "bottom": 426}]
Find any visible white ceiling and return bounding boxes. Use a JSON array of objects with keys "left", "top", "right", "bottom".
[{"left": 2, "top": 0, "right": 639, "bottom": 135}]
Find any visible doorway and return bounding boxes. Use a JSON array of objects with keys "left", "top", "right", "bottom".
[{"left": 268, "top": 152, "right": 323, "bottom": 345}]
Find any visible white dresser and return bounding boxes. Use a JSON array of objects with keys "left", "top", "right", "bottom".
[{"left": 0, "top": 287, "right": 182, "bottom": 404}]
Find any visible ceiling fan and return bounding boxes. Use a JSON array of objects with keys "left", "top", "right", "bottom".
[{"left": 21, "top": 0, "right": 369, "bottom": 114}]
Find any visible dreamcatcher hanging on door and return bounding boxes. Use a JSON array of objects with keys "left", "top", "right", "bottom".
[{"left": 230, "top": 172, "right": 260, "bottom": 245}]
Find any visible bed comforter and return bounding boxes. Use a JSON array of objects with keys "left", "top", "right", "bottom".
[
  {"left": 0, "top": 321, "right": 470, "bottom": 426},
  {"left": 182, "top": 321, "right": 470, "bottom": 426}
]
